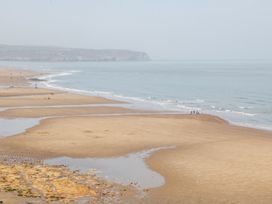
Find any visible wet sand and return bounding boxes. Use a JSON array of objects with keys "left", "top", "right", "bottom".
[
  {"left": 0, "top": 87, "right": 122, "bottom": 107},
  {"left": 1, "top": 68, "right": 272, "bottom": 203},
  {"left": 0, "top": 87, "right": 62, "bottom": 97},
  {"left": 0, "top": 106, "right": 139, "bottom": 118}
]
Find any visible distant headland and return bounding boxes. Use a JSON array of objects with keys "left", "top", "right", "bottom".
[{"left": 0, "top": 44, "right": 150, "bottom": 62}]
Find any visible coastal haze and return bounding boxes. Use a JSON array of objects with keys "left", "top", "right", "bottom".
[
  {"left": 1, "top": 1, "right": 272, "bottom": 204},
  {"left": 0, "top": 0, "right": 272, "bottom": 60},
  {"left": 0, "top": 44, "right": 150, "bottom": 61}
]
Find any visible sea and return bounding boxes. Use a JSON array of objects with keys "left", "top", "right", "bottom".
[{"left": 0, "top": 60, "right": 271, "bottom": 131}]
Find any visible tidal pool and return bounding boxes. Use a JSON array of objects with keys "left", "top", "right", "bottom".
[
  {"left": 0, "top": 118, "right": 41, "bottom": 137},
  {"left": 45, "top": 146, "right": 175, "bottom": 189}
]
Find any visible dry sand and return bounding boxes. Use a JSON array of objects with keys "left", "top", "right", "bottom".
[
  {"left": 0, "top": 114, "right": 229, "bottom": 158},
  {"left": 0, "top": 68, "right": 41, "bottom": 86},
  {"left": 1, "top": 68, "right": 272, "bottom": 203}
]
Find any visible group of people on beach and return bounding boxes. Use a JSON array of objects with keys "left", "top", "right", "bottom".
[{"left": 190, "top": 110, "right": 200, "bottom": 115}]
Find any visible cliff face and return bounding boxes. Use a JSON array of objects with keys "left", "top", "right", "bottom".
[{"left": 0, "top": 45, "right": 150, "bottom": 62}]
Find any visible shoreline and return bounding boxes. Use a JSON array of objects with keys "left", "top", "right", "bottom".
[
  {"left": 36, "top": 67, "right": 272, "bottom": 133},
  {"left": 2, "top": 64, "right": 270, "bottom": 132},
  {"left": 1, "top": 67, "right": 272, "bottom": 203}
]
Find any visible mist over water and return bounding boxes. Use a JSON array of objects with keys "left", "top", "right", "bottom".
[
  {"left": 1, "top": 1, "right": 272, "bottom": 60},
  {"left": 1, "top": 60, "right": 272, "bottom": 130}
]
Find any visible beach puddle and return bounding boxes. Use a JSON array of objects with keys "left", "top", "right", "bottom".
[
  {"left": 0, "top": 118, "right": 41, "bottom": 137},
  {"left": 45, "top": 146, "right": 175, "bottom": 189}
]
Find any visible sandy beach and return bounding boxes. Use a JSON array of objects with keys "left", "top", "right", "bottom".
[
  {"left": 0, "top": 69, "right": 41, "bottom": 86},
  {"left": 0, "top": 88, "right": 123, "bottom": 107},
  {"left": 1, "top": 68, "right": 272, "bottom": 203}
]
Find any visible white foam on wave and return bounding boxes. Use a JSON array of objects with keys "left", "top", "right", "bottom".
[
  {"left": 39, "top": 73, "right": 257, "bottom": 116},
  {"left": 39, "top": 70, "right": 80, "bottom": 81},
  {"left": 214, "top": 109, "right": 256, "bottom": 117},
  {"left": 38, "top": 73, "right": 199, "bottom": 111},
  {"left": 229, "top": 121, "right": 272, "bottom": 131}
]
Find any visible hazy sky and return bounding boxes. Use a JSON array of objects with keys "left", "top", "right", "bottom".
[{"left": 0, "top": 0, "right": 272, "bottom": 60}]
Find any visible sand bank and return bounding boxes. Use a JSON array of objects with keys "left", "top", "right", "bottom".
[
  {"left": 0, "top": 106, "right": 139, "bottom": 118},
  {"left": 0, "top": 114, "right": 228, "bottom": 158},
  {"left": 1, "top": 114, "right": 272, "bottom": 203},
  {"left": 0, "top": 68, "right": 41, "bottom": 86},
  {"left": 0, "top": 87, "right": 123, "bottom": 107},
  {"left": 0, "top": 87, "right": 63, "bottom": 97}
]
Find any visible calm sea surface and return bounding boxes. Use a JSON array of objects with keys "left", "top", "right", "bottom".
[{"left": 1, "top": 60, "right": 272, "bottom": 130}]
